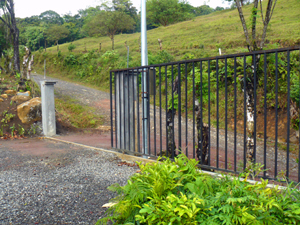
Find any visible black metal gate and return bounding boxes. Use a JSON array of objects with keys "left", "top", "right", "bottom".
[{"left": 110, "top": 46, "right": 300, "bottom": 182}]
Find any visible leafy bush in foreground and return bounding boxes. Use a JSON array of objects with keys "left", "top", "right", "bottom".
[{"left": 97, "top": 155, "right": 300, "bottom": 225}]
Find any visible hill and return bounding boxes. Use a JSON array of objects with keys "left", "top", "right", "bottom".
[{"left": 33, "top": 0, "right": 300, "bottom": 90}]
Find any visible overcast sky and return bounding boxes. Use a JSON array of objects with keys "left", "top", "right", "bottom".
[{"left": 14, "top": 0, "right": 230, "bottom": 18}]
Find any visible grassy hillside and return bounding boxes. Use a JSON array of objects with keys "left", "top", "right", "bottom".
[
  {"left": 46, "top": 0, "right": 299, "bottom": 58},
  {"left": 33, "top": 0, "right": 300, "bottom": 90}
]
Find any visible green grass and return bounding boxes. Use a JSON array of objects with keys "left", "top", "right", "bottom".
[{"left": 55, "top": 96, "right": 103, "bottom": 129}]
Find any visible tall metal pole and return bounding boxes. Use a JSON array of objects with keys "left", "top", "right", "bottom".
[{"left": 141, "top": 0, "right": 148, "bottom": 155}]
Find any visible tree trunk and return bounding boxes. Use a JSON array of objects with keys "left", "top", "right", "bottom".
[
  {"left": 27, "top": 55, "right": 34, "bottom": 80},
  {"left": 22, "top": 46, "right": 30, "bottom": 79},
  {"left": 111, "top": 37, "right": 114, "bottom": 50},
  {"left": 235, "top": 0, "right": 277, "bottom": 166},
  {"left": 166, "top": 76, "right": 179, "bottom": 156},
  {"left": 0, "top": 0, "right": 20, "bottom": 73},
  {"left": 166, "top": 108, "right": 176, "bottom": 156},
  {"left": 195, "top": 99, "right": 209, "bottom": 165},
  {"left": 12, "top": 28, "right": 20, "bottom": 73},
  {"left": 45, "top": 39, "right": 47, "bottom": 52}
]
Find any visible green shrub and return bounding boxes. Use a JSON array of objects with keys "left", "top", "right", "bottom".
[
  {"left": 97, "top": 155, "right": 300, "bottom": 225},
  {"left": 68, "top": 43, "right": 76, "bottom": 52}
]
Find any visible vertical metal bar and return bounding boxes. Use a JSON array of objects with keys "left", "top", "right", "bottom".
[
  {"left": 110, "top": 71, "right": 113, "bottom": 148},
  {"left": 171, "top": 65, "right": 175, "bottom": 158},
  {"left": 153, "top": 68, "right": 157, "bottom": 156},
  {"left": 286, "top": 51, "right": 291, "bottom": 179},
  {"left": 200, "top": 61, "right": 203, "bottom": 164},
  {"left": 275, "top": 52, "right": 279, "bottom": 178},
  {"left": 263, "top": 53, "right": 267, "bottom": 178},
  {"left": 114, "top": 72, "right": 117, "bottom": 148},
  {"left": 178, "top": 63, "right": 182, "bottom": 153},
  {"left": 147, "top": 67, "right": 151, "bottom": 155},
  {"left": 119, "top": 72, "right": 122, "bottom": 149},
  {"left": 225, "top": 58, "right": 228, "bottom": 170},
  {"left": 216, "top": 59, "right": 219, "bottom": 169},
  {"left": 243, "top": 56, "right": 247, "bottom": 171},
  {"left": 185, "top": 63, "right": 188, "bottom": 156},
  {"left": 208, "top": 60, "right": 211, "bottom": 166},
  {"left": 141, "top": 0, "right": 148, "bottom": 153},
  {"left": 253, "top": 54, "right": 257, "bottom": 163},
  {"left": 132, "top": 70, "right": 136, "bottom": 153},
  {"left": 137, "top": 72, "right": 141, "bottom": 153},
  {"left": 234, "top": 57, "right": 237, "bottom": 172},
  {"left": 127, "top": 70, "right": 131, "bottom": 150},
  {"left": 159, "top": 66, "right": 162, "bottom": 156},
  {"left": 165, "top": 66, "right": 169, "bottom": 157},
  {"left": 142, "top": 70, "right": 145, "bottom": 153},
  {"left": 123, "top": 71, "right": 126, "bottom": 150},
  {"left": 192, "top": 62, "right": 195, "bottom": 159}
]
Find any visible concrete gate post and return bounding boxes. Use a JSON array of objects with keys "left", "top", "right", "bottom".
[{"left": 41, "top": 81, "right": 57, "bottom": 136}]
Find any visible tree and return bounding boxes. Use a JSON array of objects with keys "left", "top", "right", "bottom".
[
  {"left": 24, "top": 26, "right": 44, "bottom": 51},
  {"left": 0, "top": 0, "right": 20, "bottom": 73},
  {"left": 39, "top": 10, "right": 63, "bottom": 25},
  {"left": 45, "top": 24, "right": 69, "bottom": 51},
  {"left": 112, "top": 0, "right": 138, "bottom": 33},
  {"left": 193, "top": 5, "right": 214, "bottom": 16},
  {"left": 84, "top": 11, "right": 135, "bottom": 50},
  {"left": 0, "top": 22, "right": 9, "bottom": 57},
  {"left": 233, "top": 0, "right": 277, "bottom": 164},
  {"left": 146, "top": 0, "right": 194, "bottom": 27}
]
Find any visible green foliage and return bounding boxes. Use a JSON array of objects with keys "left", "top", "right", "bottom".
[
  {"left": 45, "top": 24, "right": 70, "bottom": 45},
  {"left": 68, "top": 43, "right": 76, "bottom": 52},
  {"left": 83, "top": 10, "right": 135, "bottom": 49},
  {"left": 146, "top": 0, "right": 194, "bottom": 27},
  {"left": 148, "top": 50, "right": 175, "bottom": 65},
  {"left": 97, "top": 155, "right": 300, "bottom": 225},
  {"left": 1, "top": 112, "right": 15, "bottom": 124}
]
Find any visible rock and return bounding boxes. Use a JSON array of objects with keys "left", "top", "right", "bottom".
[
  {"left": 17, "top": 92, "right": 30, "bottom": 97},
  {"left": 0, "top": 98, "right": 3, "bottom": 102},
  {"left": 289, "top": 136, "right": 298, "bottom": 144},
  {"left": 0, "top": 94, "right": 8, "bottom": 98},
  {"left": 4, "top": 90, "right": 17, "bottom": 95},
  {"left": 102, "top": 202, "right": 117, "bottom": 208},
  {"left": 11, "top": 95, "right": 32, "bottom": 104},
  {"left": 296, "top": 130, "right": 299, "bottom": 139},
  {"left": 17, "top": 97, "right": 42, "bottom": 124}
]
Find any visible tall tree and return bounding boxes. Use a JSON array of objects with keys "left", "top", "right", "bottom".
[
  {"left": 24, "top": 26, "right": 44, "bottom": 51},
  {"left": 146, "top": 0, "right": 194, "bottom": 27},
  {"left": 45, "top": 24, "right": 70, "bottom": 51},
  {"left": 233, "top": 0, "right": 277, "bottom": 165},
  {"left": 84, "top": 11, "right": 135, "bottom": 50},
  {"left": 0, "top": 22, "right": 9, "bottom": 57},
  {"left": 39, "top": 10, "right": 63, "bottom": 25},
  {"left": 0, "top": 0, "right": 20, "bottom": 73}
]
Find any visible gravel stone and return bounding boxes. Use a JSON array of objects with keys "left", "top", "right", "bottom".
[{"left": 0, "top": 141, "right": 137, "bottom": 224}]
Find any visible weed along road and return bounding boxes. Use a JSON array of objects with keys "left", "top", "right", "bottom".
[{"left": 0, "top": 138, "right": 138, "bottom": 224}]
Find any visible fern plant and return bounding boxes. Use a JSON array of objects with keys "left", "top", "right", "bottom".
[{"left": 97, "top": 154, "right": 300, "bottom": 225}]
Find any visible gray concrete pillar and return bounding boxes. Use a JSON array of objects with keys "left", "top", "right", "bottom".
[{"left": 41, "top": 81, "right": 57, "bottom": 136}]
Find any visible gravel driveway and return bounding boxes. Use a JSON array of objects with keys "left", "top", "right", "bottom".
[{"left": 0, "top": 139, "right": 137, "bottom": 224}]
